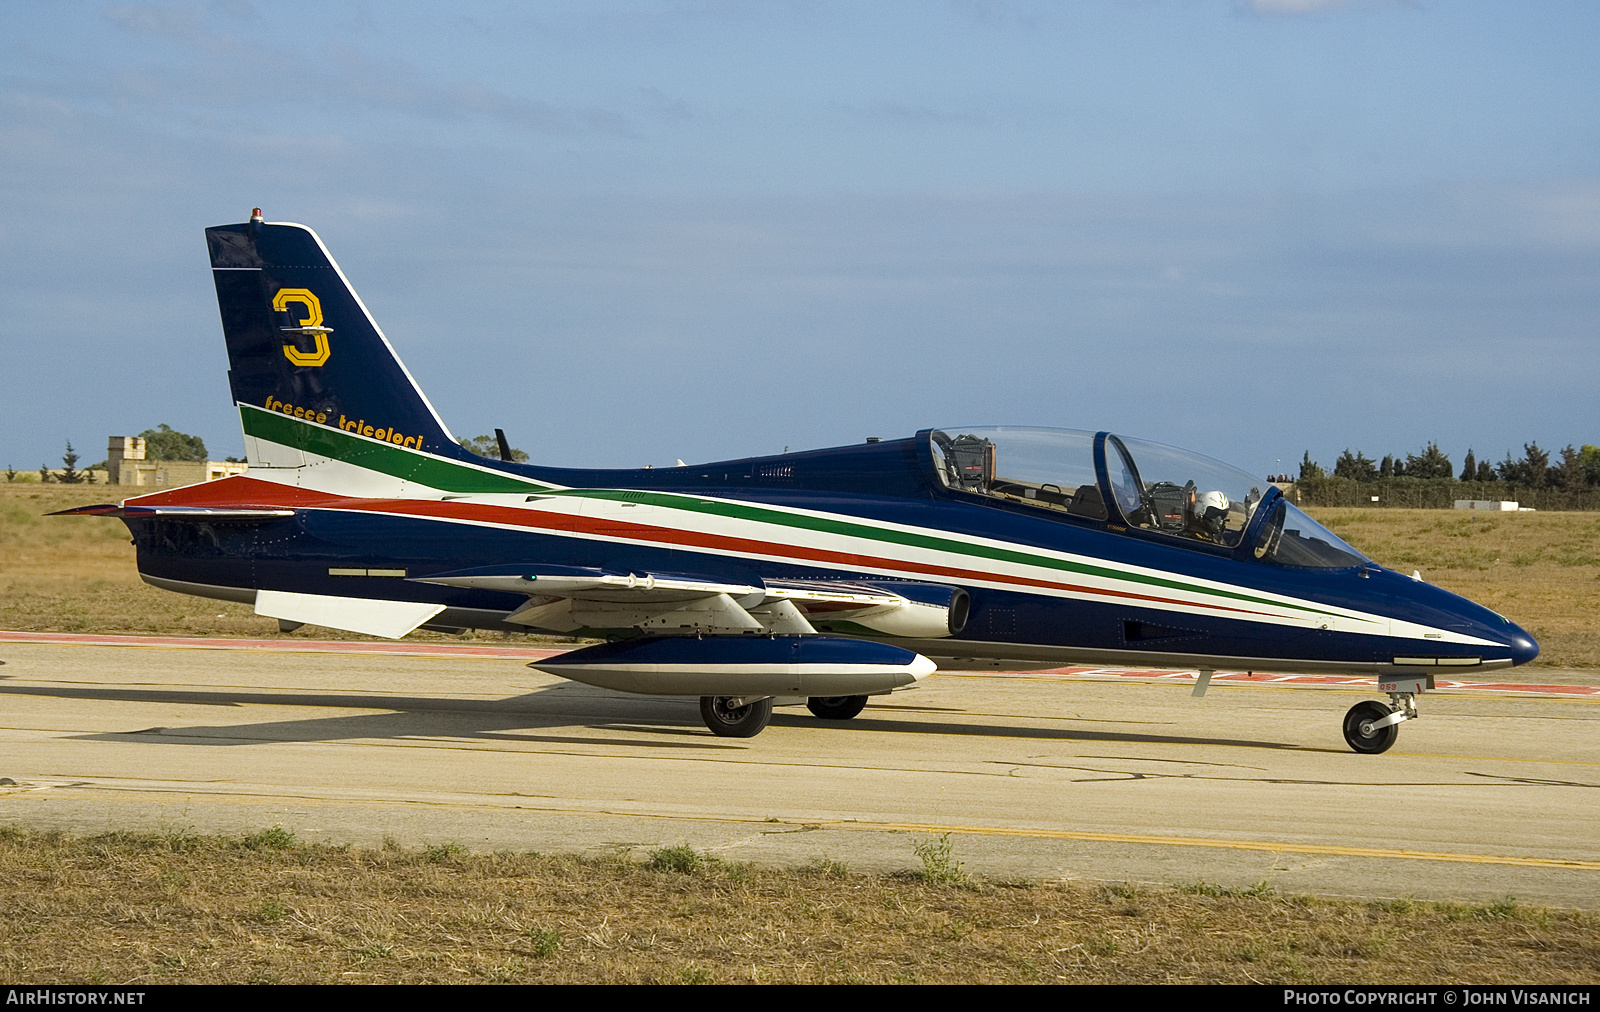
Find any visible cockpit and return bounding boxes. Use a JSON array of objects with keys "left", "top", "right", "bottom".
[
  {"left": 928, "top": 427, "right": 1369, "bottom": 569},
  {"left": 931, "top": 427, "right": 1106, "bottom": 518}
]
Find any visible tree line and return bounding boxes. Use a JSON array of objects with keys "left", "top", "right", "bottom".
[
  {"left": 1294, "top": 441, "right": 1600, "bottom": 509},
  {"left": 1299, "top": 442, "right": 1600, "bottom": 491}
]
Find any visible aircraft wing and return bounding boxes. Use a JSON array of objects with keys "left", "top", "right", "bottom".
[
  {"left": 414, "top": 565, "right": 768, "bottom": 601},
  {"left": 413, "top": 565, "right": 964, "bottom": 638}
]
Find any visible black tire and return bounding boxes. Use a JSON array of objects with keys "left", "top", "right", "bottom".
[
  {"left": 699, "top": 696, "right": 773, "bottom": 738},
  {"left": 1342, "top": 700, "right": 1399, "bottom": 754},
  {"left": 806, "top": 695, "right": 868, "bottom": 720}
]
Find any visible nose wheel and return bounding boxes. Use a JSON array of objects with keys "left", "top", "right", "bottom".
[
  {"left": 1342, "top": 700, "right": 1399, "bottom": 753},
  {"left": 1342, "top": 690, "right": 1418, "bottom": 754}
]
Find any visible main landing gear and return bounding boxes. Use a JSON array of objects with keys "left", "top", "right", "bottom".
[
  {"left": 1341, "top": 677, "right": 1426, "bottom": 754},
  {"left": 697, "top": 694, "right": 873, "bottom": 736},
  {"left": 699, "top": 695, "right": 773, "bottom": 738}
]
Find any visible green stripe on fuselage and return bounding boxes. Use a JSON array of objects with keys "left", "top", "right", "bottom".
[
  {"left": 541, "top": 489, "right": 1353, "bottom": 622},
  {"left": 240, "top": 404, "right": 551, "bottom": 493},
  {"left": 239, "top": 407, "right": 1352, "bottom": 623}
]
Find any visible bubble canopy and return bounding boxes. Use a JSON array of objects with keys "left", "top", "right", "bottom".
[{"left": 926, "top": 426, "right": 1369, "bottom": 569}]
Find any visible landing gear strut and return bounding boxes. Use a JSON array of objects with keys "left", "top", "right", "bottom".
[
  {"left": 699, "top": 695, "right": 773, "bottom": 738},
  {"left": 1342, "top": 677, "right": 1426, "bottom": 754}
]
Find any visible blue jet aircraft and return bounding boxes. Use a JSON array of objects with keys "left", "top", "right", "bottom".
[{"left": 58, "top": 211, "right": 1540, "bottom": 751}]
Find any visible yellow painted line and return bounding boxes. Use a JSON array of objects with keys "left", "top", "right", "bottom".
[
  {"left": 842, "top": 821, "right": 1600, "bottom": 870},
  {"left": 7, "top": 786, "right": 1596, "bottom": 870}
]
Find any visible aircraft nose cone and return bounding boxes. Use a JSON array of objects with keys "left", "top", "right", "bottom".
[
  {"left": 1509, "top": 630, "right": 1540, "bottom": 666},
  {"left": 1484, "top": 612, "right": 1540, "bottom": 667}
]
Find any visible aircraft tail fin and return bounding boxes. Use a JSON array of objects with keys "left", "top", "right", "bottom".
[{"left": 206, "top": 211, "right": 462, "bottom": 475}]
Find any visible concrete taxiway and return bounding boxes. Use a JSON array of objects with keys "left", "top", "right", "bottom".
[{"left": 2, "top": 633, "right": 1597, "bottom": 907}]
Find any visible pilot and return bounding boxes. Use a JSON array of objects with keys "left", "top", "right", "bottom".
[{"left": 1191, "top": 490, "right": 1230, "bottom": 542}]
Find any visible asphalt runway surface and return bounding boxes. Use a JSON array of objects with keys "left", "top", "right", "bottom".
[{"left": 2, "top": 633, "right": 1598, "bottom": 907}]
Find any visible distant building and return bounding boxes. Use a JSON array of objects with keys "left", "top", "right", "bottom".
[{"left": 105, "top": 436, "right": 247, "bottom": 487}]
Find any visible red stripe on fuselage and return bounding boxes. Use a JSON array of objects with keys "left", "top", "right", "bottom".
[{"left": 126, "top": 476, "right": 1279, "bottom": 620}]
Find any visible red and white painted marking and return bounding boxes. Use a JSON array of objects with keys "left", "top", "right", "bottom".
[{"left": 1, "top": 630, "right": 1595, "bottom": 696}]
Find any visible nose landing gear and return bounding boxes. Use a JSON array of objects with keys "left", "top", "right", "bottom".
[{"left": 1342, "top": 675, "right": 1429, "bottom": 754}]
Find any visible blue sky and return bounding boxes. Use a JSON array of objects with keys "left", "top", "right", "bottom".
[{"left": 2, "top": 1, "right": 1597, "bottom": 475}]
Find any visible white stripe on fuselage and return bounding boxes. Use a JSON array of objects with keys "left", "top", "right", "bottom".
[{"left": 241, "top": 431, "right": 1498, "bottom": 649}]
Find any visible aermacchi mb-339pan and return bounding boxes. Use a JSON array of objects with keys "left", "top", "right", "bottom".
[{"left": 58, "top": 211, "right": 1540, "bottom": 751}]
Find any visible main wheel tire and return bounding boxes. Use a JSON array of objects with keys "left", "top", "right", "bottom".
[
  {"left": 806, "top": 695, "right": 868, "bottom": 720},
  {"left": 699, "top": 695, "right": 773, "bottom": 738},
  {"left": 1342, "top": 700, "right": 1399, "bottom": 754}
]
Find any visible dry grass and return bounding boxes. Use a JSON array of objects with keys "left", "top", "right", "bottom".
[
  {"left": 0, "top": 826, "right": 1595, "bottom": 985},
  {"left": 1307, "top": 508, "right": 1600, "bottom": 669},
  {"left": 1, "top": 486, "right": 1594, "bottom": 665}
]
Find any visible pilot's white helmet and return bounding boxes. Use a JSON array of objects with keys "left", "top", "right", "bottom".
[{"left": 1198, "top": 490, "right": 1229, "bottom": 513}]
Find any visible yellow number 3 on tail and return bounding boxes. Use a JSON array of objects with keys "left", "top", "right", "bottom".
[{"left": 273, "top": 288, "right": 331, "bottom": 367}]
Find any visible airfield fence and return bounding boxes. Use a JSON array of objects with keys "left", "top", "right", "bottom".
[{"left": 1293, "top": 477, "right": 1600, "bottom": 511}]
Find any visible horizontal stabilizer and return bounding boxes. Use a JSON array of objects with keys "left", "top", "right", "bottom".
[
  {"left": 530, "top": 635, "right": 936, "bottom": 696},
  {"left": 50, "top": 504, "right": 295, "bottom": 521},
  {"left": 254, "top": 589, "right": 444, "bottom": 639},
  {"left": 47, "top": 504, "right": 127, "bottom": 517}
]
